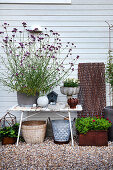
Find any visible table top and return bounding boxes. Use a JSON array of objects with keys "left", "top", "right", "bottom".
[{"left": 8, "top": 104, "right": 82, "bottom": 112}]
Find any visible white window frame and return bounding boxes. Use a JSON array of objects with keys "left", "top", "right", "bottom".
[{"left": 0, "top": 0, "right": 71, "bottom": 4}]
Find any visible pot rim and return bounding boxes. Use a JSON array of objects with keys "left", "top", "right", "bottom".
[
  {"left": 22, "top": 120, "right": 46, "bottom": 126},
  {"left": 60, "top": 86, "right": 80, "bottom": 89}
]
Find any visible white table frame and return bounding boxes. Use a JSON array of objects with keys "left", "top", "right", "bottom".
[{"left": 8, "top": 104, "right": 82, "bottom": 147}]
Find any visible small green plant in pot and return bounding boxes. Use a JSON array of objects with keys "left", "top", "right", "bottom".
[
  {"left": 64, "top": 78, "right": 79, "bottom": 87},
  {"left": 75, "top": 116, "right": 112, "bottom": 146},
  {"left": 0, "top": 123, "right": 19, "bottom": 145},
  {"left": 60, "top": 78, "right": 80, "bottom": 99}
]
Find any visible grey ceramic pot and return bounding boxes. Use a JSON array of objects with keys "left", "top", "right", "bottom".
[
  {"left": 51, "top": 120, "right": 73, "bottom": 144},
  {"left": 103, "top": 106, "right": 113, "bottom": 141},
  {"left": 17, "top": 92, "right": 39, "bottom": 107}
]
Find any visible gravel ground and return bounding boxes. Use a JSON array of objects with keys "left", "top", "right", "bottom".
[{"left": 0, "top": 138, "right": 113, "bottom": 170}]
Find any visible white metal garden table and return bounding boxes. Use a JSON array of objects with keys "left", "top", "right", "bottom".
[{"left": 8, "top": 104, "right": 82, "bottom": 147}]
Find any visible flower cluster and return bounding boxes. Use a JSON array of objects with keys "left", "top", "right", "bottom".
[
  {"left": 75, "top": 116, "right": 112, "bottom": 134},
  {"left": 63, "top": 78, "right": 79, "bottom": 87},
  {"left": 0, "top": 22, "right": 79, "bottom": 96},
  {"left": 92, "top": 115, "right": 112, "bottom": 123}
]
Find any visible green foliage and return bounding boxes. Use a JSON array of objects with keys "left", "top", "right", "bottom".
[
  {"left": 75, "top": 116, "right": 112, "bottom": 134},
  {"left": 63, "top": 78, "right": 79, "bottom": 87},
  {"left": 106, "top": 55, "right": 113, "bottom": 88},
  {"left": 0, "top": 123, "right": 19, "bottom": 140}
]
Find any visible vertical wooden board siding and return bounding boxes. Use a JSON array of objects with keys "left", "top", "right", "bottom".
[{"left": 0, "top": 0, "right": 113, "bottom": 120}]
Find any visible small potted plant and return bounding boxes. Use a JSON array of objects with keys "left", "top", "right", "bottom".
[
  {"left": 0, "top": 123, "right": 19, "bottom": 145},
  {"left": 75, "top": 116, "right": 112, "bottom": 146},
  {"left": 60, "top": 78, "right": 80, "bottom": 99}
]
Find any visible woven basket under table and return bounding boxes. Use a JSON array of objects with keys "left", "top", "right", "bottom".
[{"left": 22, "top": 120, "right": 46, "bottom": 144}]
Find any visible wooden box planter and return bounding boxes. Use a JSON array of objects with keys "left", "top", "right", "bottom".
[
  {"left": 2, "top": 137, "right": 17, "bottom": 145},
  {"left": 79, "top": 130, "right": 108, "bottom": 146}
]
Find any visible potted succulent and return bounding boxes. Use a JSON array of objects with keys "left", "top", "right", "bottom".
[
  {"left": 0, "top": 22, "right": 79, "bottom": 107},
  {"left": 75, "top": 116, "right": 112, "bottom": 146},
  {"left": 67, "top": 98, "right": 78, "bottom": 108},
  {"left": 0, "top": 123, "right": 19, "bottom": 145},
  {"left": 60, "top": 78, "right": 80, "bottom": 99}
]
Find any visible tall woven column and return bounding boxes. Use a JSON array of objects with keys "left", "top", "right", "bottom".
[{"left": 78, "top": 63, "right": 106, "bottom": 117}]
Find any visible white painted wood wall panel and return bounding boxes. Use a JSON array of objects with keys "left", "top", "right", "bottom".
[
  {"left": 1, "top": 10, "right": 113, "bottom": 15},
  {"left": 0, "top": 0, "right": 113, "bottom": 119},
  {"left": 0, "top": 16, "right": 113, "bottom": 21},
  {"left": 0, "top": 0, "right": 71, "bottom": 4}
]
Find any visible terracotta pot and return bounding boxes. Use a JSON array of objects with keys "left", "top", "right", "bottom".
[
  {"left": 2, "top": 137, "right": 17, "bottom": 145},
  {"left": 78, "top": 130, "right": 108, "bottom": 146},
  {"left": 67, "top": 98, "right": 78, "bottom": 108}
]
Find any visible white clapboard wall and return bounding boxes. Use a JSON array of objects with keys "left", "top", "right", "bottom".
[{"left": 0, "top": 0, "right": 113, "bottom": 120}]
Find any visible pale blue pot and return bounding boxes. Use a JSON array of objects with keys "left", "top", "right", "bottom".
[{"left": 51, "top": 120, "right": 73, "bottom": 144}]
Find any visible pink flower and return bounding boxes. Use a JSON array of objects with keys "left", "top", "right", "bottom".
[
  {"left": 109, "top": 121, "right": 111, "bottom": 123},
  {"left": 93, "top": 120, "right": 95, "bottom": 122},
  {"left": 106, "top": 118, "right": 109, "bottom": 120}
]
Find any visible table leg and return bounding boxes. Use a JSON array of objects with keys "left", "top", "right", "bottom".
[
  {"left": 16, "top": 111, "right": 23, "bottom": 146},
  {"left": 68, "top": 111, "right": 74, "bottom": 147}
]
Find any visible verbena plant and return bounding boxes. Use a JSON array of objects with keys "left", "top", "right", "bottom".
[
  {"left": 0, "top": 22, "right": 79, "bottom": 96},
  {"left": 75, "top": 116, "right": 112, "bottom": 134},
  {"left": 63, "top": 78, "right": 79, "bottom": 87}
]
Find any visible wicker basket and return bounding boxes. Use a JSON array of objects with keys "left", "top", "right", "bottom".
[{"left": 22, "top": 120, "right": 46, "bottom": 144}]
